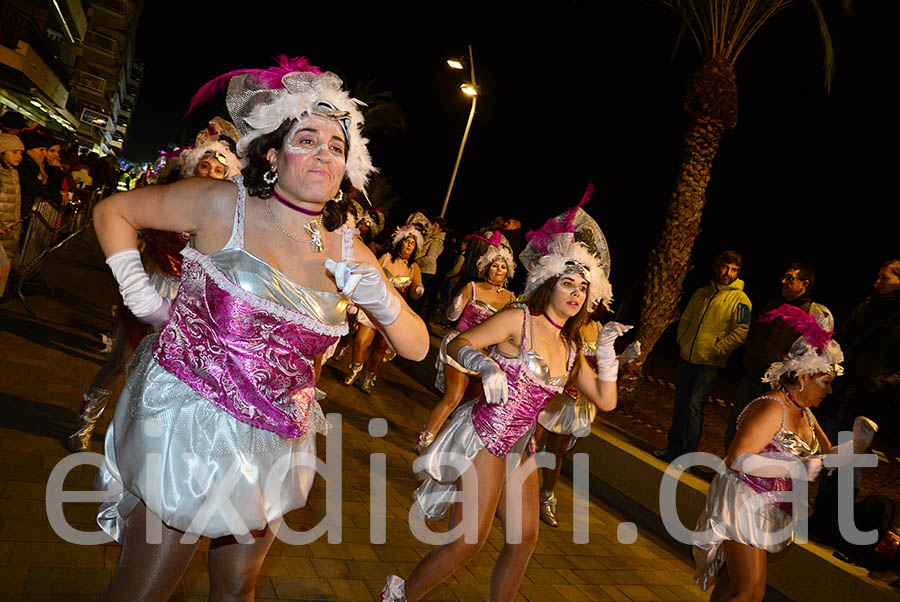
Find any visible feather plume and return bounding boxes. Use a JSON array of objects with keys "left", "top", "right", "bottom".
[
  {"left": 525, "top": 181, "right": 593, "bottom": 252},
  {"left": 757, "top": 304, "right": 833, "bottom": 350},
  {"left": 185, "top": 56, "right": 322, "bottom": 117}
]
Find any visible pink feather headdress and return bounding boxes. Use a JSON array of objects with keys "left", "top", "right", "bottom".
[
  {"left": 184, "top": 55, "right": 374, "bottom": 193},
  {"left": 758, "top": 303, "right": 843, "bottom": 384}
]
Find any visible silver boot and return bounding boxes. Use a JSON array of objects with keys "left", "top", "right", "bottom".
[
  {"left": 539, "top": 488, "right": 559, "bottom": 528},
  {"left": 65, "top": 387, "right": 113, "bottom": 453},
  {"left": 379, "top": 575, "right": 406, "bottom": 601},
  {"left": 360, "top": 370, "right": 377, "bottom": 394},
  {"left": 343, "top": 362, "right": 364, "bottom": 386}
]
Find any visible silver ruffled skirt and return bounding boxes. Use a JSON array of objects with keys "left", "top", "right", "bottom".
[
  {"left": 95, "top": 336, "right": 318, "bottom": 542},
  {"left": 537, "top": 393, "right": 596, "bottom": 441},
  {"left": 692, "top": 469, "right": 794, "bottom": 591},
  {"left": 413, "top": 400, "right": 531, "bottom": 521}
]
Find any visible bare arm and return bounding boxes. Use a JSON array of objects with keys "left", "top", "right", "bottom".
[
  {"left": 93, "top": 177, "right": 236, "bottom": 256},
  {"left": 574, "top": 353, "right": 617, "bottom": 412}
]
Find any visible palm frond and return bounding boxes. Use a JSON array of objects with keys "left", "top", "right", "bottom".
[{"left": 661, "top": 0, "right": 840, "bottom": 89}]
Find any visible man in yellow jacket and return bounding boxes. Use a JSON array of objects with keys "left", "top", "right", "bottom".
[{"left": 654, "top": 250, "right": 751, "bottom": 462}]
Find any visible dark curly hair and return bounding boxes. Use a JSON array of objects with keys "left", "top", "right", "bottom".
[{"left": 242, "top": 118, "right": 352, "bottom": 232}]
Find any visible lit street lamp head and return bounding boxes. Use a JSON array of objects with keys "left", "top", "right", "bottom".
[
  {"left": 460, "top": 84, "right": 477, "bottom": 96},
  {"left": 446, "top": 59, "right": 464, "bottom": 70}
]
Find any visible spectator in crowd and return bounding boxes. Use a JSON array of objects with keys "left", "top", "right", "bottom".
[
  {"left": 654, "top": 250, "right": 751, "bottom": 462},
  {"left": 0, "top": 111, "right": 27, "bottom": 134},
  {"left": 415, "top": 216, "right": 446, "bottom": 318},
  {"left": 16, "top": 129, "right": 62, "bottom": 216},
  {"left": 724, "top": 263, "right": 833, "bottom": 447},
  {"left": 830, "top": 259, "right": 900, "bottom": 437},
  {"left": 0, "top": 133, "right": 23, "bottom": 293}
]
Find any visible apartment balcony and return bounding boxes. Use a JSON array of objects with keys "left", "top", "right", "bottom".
[
  {"left": 70, "top": 67, "right": 107, "bottom": 94},
  {"left": 81, "top": 28, "right": 119, "bottom": 68},
  {"left": 87, "top": 0, "right": 130, "bottom": 31}
]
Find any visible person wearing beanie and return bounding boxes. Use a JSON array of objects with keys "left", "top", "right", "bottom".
[
  {"left": 0, "top": 133, "right": 24, "bottom": 282},
  {"left": 16, "top": 129, "right": 54, "bottom": 217}
]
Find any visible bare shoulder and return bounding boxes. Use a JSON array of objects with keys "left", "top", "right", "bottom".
[{"left": 739, "top": 396, "right": 783, "bottom": 430}]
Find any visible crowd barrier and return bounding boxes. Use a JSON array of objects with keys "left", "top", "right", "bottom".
[{"left": 11, "top": 188, "right": 105, "bottom": 317}]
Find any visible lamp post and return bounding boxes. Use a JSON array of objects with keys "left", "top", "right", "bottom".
[{"left": 439, "top": 44, "right": 477, "bottom": 219}]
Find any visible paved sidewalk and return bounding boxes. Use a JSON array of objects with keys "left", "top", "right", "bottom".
[{"left": 0, "top": 235, "right": 702, "bottom": 601}]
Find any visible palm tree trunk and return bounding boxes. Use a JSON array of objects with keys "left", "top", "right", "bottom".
[{"left": 636, "top": 57, "right": 737, "bottom": 363}]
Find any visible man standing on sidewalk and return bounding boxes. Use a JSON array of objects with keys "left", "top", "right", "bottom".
[
  {"left": 724, "top": 263, "right": 833, "bottom": 447},
  {"left": 654, "top": 250, "right": 751, "bottom": 462}
]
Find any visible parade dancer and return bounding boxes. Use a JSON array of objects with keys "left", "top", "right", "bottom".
[
  {"left": 416, "top": 230, "right": 516, "bottom": 453},
  {"left": 534, "top": 302, "right": 641, "bottom": 527},
  {"left": 343, "top": 224, "right": 424, "bottom": 393},
  {"left": 380, "top": 202, "right": 627, "bottom": 602},
  {"left": 692, "top": 304, "right": 874, "bottom": 601},
  {"left": 64, "top": 121, "right": 242, "bottom": 453},
  {"left": 92, "top": 56, "right": 427, "bottom": 601}
]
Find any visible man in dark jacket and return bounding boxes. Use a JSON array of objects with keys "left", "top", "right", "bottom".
[{"left": 724, "top": 263, "right": 833, "bottom": 447}]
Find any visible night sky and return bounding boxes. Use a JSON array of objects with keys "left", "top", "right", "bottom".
[{"left": 124, "top": 1, "right": 899, "bottom": 335}]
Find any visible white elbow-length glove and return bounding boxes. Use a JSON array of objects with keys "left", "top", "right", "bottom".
[
  {"left": 457, "top": 345, "right": 508, "bottom": 405},
  {"left": 106, "top": 249, "right": 171, "bottom": 327},
  {"left": 595, "top": 321, "right": 633, "bottom": 381},
  {"left": 446, "top": 291, "right": 466, "bottom": 321},
  {"left": 325, "top": 259, "right": 401, "bottom": 325}
]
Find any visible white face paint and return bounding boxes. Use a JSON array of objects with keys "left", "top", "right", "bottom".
[{"left": 284, "top": 118, "right": 346, "bottom": 163}]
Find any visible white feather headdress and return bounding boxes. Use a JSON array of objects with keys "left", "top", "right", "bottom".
[
  {"left": 187, "top": 56, "right": 375, "bottom": 194},
  {"left": 757, "top": 304, "right": 844, "bottom": 385},
  {"left": 180, "top": 141, "right": 242, "bottom": 179},
  {"left": 474, "top": 230, "right": 516, "bottom": 280},
  {"left": 519, "top": 184, "right": 613, "bottom": 310},
  {"left": 391, "top": 224, "right": 424, "bottom": 250}
]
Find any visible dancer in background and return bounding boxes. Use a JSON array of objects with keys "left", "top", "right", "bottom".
[
  {"left": 416, "top": 230, "right": 515, "bottom": 453},
  {"left": 343, "top": 224, "right": 424, "bottom": 393},
  {"left": 693, "top": 304, "right": 873, "bottom": 602},
  {"left": 380, "top": 199, "right": 629, "bottom": 602},
  {"left": 64, "top": 120, "right": 242, "bottom": 453},
  {"left": 92, "top": 56, "right": 427, "bottom": 601}
]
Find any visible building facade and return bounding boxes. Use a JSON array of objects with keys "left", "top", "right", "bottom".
[{"left": 0, "top": 0, "right": 143, "bottom": 154}]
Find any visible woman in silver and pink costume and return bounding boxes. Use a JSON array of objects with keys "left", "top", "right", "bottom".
[
  {"left": 691, "top": 304, "right": 876, "bottom": 601},
  {"left": 90, "top": 56, "right": 427, "bottom": 601},
  {"left": 417, "top": 230, "right": 517, "bottom": 452},
  {"left": 380, "top": 203, "right": 629, "bottom": 602}
]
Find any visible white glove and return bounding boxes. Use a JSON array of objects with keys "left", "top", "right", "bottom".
[
  {"left": 595, "top": 321, "right": 633, "bottom": 381},
  {"left": 618, "top": 340, "right": 641, "bottom": 363},
  {"left": 411, "top": 283, "right": 425, "bottom": 300},
  {"left": 457, "top": 345, "right": 508, "bottom": 405},
  {"left": 446, "top": 291, "right": 467, "bottom": 321},
  {"left": 106, "top": 249, "right": 170, "bottom": 328},
  {"left": 852, "top": 416, "right": 878, "bottom": 454},
  {"left": 325, "top": 259, "right": 401, "bottom": 326}
]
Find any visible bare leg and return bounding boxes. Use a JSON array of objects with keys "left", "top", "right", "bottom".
[
  {"left": 492, "top": 456, "right": 540, "bottom": 602},
  {"left": 539, "top": 432, "right": 573, "bottom": 493},
  {"left": 404, "top": 450, "right": 506, "bottom": 601},
  {"left": 424, "top": 366, "right": 470, "bottom": 437},
  {"left": 207, "top": 525, "right": 278, "bottom": 602},
  {"left": 352, "top": 326, "right": 376, "bottom": 364},
  {"left": 105, "top": 501, "right": 199, "bottom": 602},
  {"left": 87, "top": 307, "right": 150, "bottom": 392},
  {"left": 720, "top": 541, "right": 767, "bottom": 601},
  {"left": 709, "top": 566, "right": 731, "bottom": 602},
  {"left": 366, "top": 333, "right": 388, "bottom": 373}
]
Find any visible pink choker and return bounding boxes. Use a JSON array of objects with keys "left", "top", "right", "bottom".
[{"left": 271, "top": 190, "right": 323, "bottom": 216}]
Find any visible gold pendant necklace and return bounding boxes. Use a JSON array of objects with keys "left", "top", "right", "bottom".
[{"left": 266, "top": 198, "right": 324, "bottom": 253}]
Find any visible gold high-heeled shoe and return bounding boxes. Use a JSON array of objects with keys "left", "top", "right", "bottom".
[
  {"left": 343, "top": 362, "right": 364, "bottom": 386},
  {"left": 539, "top": 488, "right": 559, "bottom": 528},
  {"left": 360, "top": 370, "right": 377, "bottom": 394}
]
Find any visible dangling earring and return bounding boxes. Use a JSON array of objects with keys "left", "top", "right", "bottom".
[
  {"left": 331, "top": 190, "right": 344, "bottom": 203},
  {"left": 263, "top": 167, "right": 278, "bottom": 186},
  {"left": 798, "top": 381, "right": 804, "bottom": 393}
]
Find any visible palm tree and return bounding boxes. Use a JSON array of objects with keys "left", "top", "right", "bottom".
[{"left": 635, "top": 0, "right": 844, "bottom": 363}]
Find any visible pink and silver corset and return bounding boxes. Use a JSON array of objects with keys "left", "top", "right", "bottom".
[
  {"left": 471, "top": 348, "right": 566, "bottom": 458},
  {"left": 153, "top": 248, "right": 348, "bottom": 440},
  {"left": 457, "top": 300, "right": 495, "bottom": 332}
]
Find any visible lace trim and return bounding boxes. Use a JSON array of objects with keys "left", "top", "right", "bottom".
[
  {"left": 183, "top": 248, "right": 348, "bottom": 337},
  {"left": 341, "top": 225, "right": 356, "bottom": 261}
]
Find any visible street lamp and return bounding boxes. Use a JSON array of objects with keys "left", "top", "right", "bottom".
[{"left": 439, "top": 44, "right": 477, "bottom": 219}]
